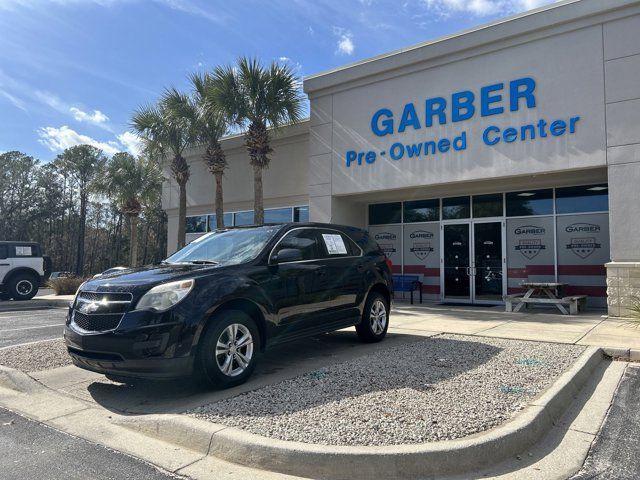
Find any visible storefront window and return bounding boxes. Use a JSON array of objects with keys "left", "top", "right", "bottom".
[
  {"left": 473, "top": 193, "right": 503, "bottom": 218},
  {"left": 186, "top": 215, "right": 207, "bottom": 233},
  {"left": 294, "top": 206, "right": 309, "bottom": 222},
  {"left": 369, "top": 202, "right": 401, "bottom": 225},
  {"left": 403, "top": 199, "right": 439, "bottom": 223},
  {"left": 207, "top": 213, "right": 234, "bottom": 230},
  {"left": 555, "top": 184, "right": 608, "bottom": 214},
  {"left": 506, "top": 189, "right": 553, "bottom": 217},
  {"left": 506, "top": 217, "right": 555, "bottom": 294},
  {"left": 402, "top": 224, "right": 440, "bottom": 300},
  {"left": 234, "top": 211, "right": 255, "bottom": 226},
  {"left": 367, "top": 225, "right": 402, "bottom": 272},
  {"left": 556, "top": 213, "right": 609, "bottom": 307},
  {"left": 442, "top": 196, "right": 470, "bottom": 220},
  {"left": 264, "top": 207, "right": 293, "bottom": 223}
]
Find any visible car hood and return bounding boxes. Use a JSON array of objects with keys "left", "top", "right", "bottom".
[{"left": 81, "top": 263, "right": 218, "bottom": 293}]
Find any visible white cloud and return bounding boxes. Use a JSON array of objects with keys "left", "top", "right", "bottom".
[
  {"left": 116, "top": 131, "right": 143, "bottom": 156},
  {"left": 333, "top": 27, "right": 355, "bottom": 56},
  {"left": 37, "top": 125, "right": 144, "bottom": 157},
  {"left": 421, "top": 0, "right": 551, "bottom": 16},
  {"left": 35, "top": 90, "right": 112, "bottom": 129},
  {"left": 0, "top": 0, "right": 226, "bottom": 23},
  {"left": 38, "top": 125, "right": 121, "bottom": 155},
  {"left": 0, "top": 89, "right": 27, "bottom": 112},
  {"left": 70, "top": 106, "right": 109, "bottom": 124}
]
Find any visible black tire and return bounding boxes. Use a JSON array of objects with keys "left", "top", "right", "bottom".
[
  {"left": 356, "top": 291, "right": 390, "bottom": 343},
  {"left": 8, "top": 272, "right": 39, "bottom": 301},
  {"left": 197, "top": 310, "right": 260, "bottom": 389}
]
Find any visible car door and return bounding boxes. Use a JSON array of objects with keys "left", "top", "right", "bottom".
[
  {"left": 268, "top": 228, "right": 332, "bottom": 340},
  {"left": 0, "top": 245, "right": 10, "bottom": 284},
  {"left": 316, "top": 229, "right": 364, "bottom": 324}
]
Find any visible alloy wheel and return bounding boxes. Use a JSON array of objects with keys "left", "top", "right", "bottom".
[
  {"left": 215, "top": 323, "right": 254, "bottom": 377},
  {"left": 16, "top": 280, "right": 33, "bottom": 296},
  {"left": 369, "top": 299, "right": 387, "bottom": 335}
]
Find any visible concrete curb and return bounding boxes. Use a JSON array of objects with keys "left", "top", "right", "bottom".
[
  {"left": 0, "top": 298, "right": 71, "bottom": 311},
  {"left": 117, "top": 346, "right": 604, "bottom": 480},
  {"left": 601, "top": 346, "right": 640, "bottom": 362},
  {"left": 0, "top": 365, "right": 45, "bottom": 394}
]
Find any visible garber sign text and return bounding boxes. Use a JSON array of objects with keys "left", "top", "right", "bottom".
[{"left": 345, "top": 77, "right": 581, "bottom": 167}]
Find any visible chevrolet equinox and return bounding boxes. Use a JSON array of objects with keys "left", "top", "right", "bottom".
[{"left": 64, "top": 223, "right": 393, "bottom": 388}]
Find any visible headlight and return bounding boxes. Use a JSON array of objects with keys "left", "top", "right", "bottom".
[{"left": 136, "top": 279, "right": 194, "bottom": 312}]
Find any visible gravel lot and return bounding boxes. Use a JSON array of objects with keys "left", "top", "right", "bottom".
[
  {"left": 190, "top": 334, "right": 585, "bottom": 446},
  {"left": 0, "top": 339, "right": 71, "bottom": 372}
]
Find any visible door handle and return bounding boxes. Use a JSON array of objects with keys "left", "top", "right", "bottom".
[{"left": 315, "top": 268, "right": 327, "bottom": 276}]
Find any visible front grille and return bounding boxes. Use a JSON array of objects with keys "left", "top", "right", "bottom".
[
  {"left": 71, "top": 290, "right": 133, "bottom": 332},
  {"left": 78, "top": 291, "right": 131, "bottom": 302},
  {"left": 67, "top": 347, "right": 123, "bottom": 362},
  {"left": 72, "top": 310, "right": 123, "bottom": 332}
]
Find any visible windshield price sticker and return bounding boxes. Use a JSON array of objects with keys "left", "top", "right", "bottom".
[{"left": 322, "top": 234, "right": 348, "bottom": 255}]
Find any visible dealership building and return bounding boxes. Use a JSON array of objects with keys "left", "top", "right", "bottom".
[{"left": 162, "top": 0, "right": 640, "bottom": 316}]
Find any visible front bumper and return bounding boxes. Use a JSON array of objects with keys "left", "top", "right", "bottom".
[{"left": 63, "top": 308, "right": 196, "bottom": 380}]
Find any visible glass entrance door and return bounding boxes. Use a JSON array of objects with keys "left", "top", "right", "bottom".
[
  {"left": 443, "top": 224, "right": 471, "bottom": 301},
  {"left": 442, "top": 221, "right": 504, "bottom": 303},
  {"left": 473, "top": 222, "right": 504, "bottom": 302}
]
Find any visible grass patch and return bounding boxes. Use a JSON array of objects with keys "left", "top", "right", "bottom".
[{"left": 47, "top": 276, "right": 86, "bottom": 295}]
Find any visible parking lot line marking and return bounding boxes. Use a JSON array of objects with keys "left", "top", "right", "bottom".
[
  {"left": 0, "top": 307, "right": 67, "bottom": 316},
  {"left": 0, "top": 338, "right": 60, "bottom": 350},
  {"left": 0, "top": 324, "right": 65, "bottom": 333}
]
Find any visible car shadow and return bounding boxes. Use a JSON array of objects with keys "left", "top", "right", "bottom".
[{"left": 85, "top": 330, "right": 501, "bottom": 416}]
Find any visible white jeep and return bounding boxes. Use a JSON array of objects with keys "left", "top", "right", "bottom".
[{"left": 0, "top": 241, "right": 51, "bottom": 301}]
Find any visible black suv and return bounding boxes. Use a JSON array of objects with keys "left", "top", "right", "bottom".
[{"left": 64, "top": 223, "right": 393, "bottom": 388}]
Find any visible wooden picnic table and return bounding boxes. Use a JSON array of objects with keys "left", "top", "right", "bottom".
[{"left": 505, "top": 282, "right": 587, "bottom": 315}]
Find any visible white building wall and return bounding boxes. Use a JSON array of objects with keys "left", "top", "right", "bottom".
[
  {"left": 162, "top": 122, "right": 309, "bottom": 254},
  {"left": 602, "top": 12, "right": 640, "bottom": 316},
  {"left": 304, "top": 0, "right": 640, "bottom": 316}
]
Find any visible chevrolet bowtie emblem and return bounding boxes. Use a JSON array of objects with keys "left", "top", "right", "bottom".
[{"left": 79, "top": 300, "right": 101, "bottom": 314}]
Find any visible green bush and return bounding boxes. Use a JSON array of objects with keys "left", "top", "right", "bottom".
[
  {"left": 47, "top": 276, "right": 86, "bottom": 295},
  {"left": 622, "top": 296, "right": 640, "bottom": 326}
]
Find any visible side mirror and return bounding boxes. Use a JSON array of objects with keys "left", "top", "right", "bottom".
[{"left": 272, "top": 248, "right": 303, "bottom": 264}]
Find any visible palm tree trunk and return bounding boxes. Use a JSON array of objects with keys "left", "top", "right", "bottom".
[
  {"left": 253, "top": 165, "right": 264, "bottom": 225},
  {"left": 141, "top": 220, "right": 150, "bottom": 265},
  {"left": 215, "top": 173, "right": 224, "bottom": 228},
  {"left": 177, "top": 181, "right": 187, "bottom": 249},
  {"left": 129, "top": 214, "right": 139, "bottom": 267}
]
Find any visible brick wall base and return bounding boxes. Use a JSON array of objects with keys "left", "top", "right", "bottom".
[{"left": 606, "top": 262, "right": 640, "bottom": 317}]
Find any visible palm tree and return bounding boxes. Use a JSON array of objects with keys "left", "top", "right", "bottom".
[
  {"left": 208, "top": 57, "right": 303, "bottom": 224},
  {"left": 132, "top": 89, "right": 195, "bottom": 250},
  {"left": 187, "top": 73, "right": 228, "bottom": 229},
  {"left": 54, "top": 145, "right": 107, "bottom": 276},
  {"left": 97, "top": 152, "right": 163, "bottom": 267}
]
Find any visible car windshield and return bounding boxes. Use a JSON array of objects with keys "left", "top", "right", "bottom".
[{"left": 165, "top": 225, "right": 281, "bottom": 266}]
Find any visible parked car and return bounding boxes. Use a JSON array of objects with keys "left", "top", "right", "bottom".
[
  {"left": 92, "top": 266, "right": 128, "bottom": 278},
  {"left": 49, "top": 271, "right": 73, "bottom": 280},
  {"left": 64, "top": 223, "right": 393, "bottom": 388},
  {"left": 0, "top": 241, "right": 51, "bottom": 300}
]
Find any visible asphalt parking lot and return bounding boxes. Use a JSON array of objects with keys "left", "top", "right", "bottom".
[
  {"left": 0, "top": 407, "right": 181, "bottom": 480},
  {"left": 571, "top": 364, "right": 640, "bottom": 480},
  {"left": 0, "top": 308, "right": 67, "bottom": 349}
]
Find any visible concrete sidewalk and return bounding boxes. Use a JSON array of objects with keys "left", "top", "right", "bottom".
[
  {"left": 390, "top": 302, "right": 640, "bottom": 350},
  {"left": 0, "top": 294, "right": 73, "bottom": 311}
]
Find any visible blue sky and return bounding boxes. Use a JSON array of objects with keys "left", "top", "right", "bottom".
[{"left": 0, "top": 0, "right": 556, "bottom": 161}]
